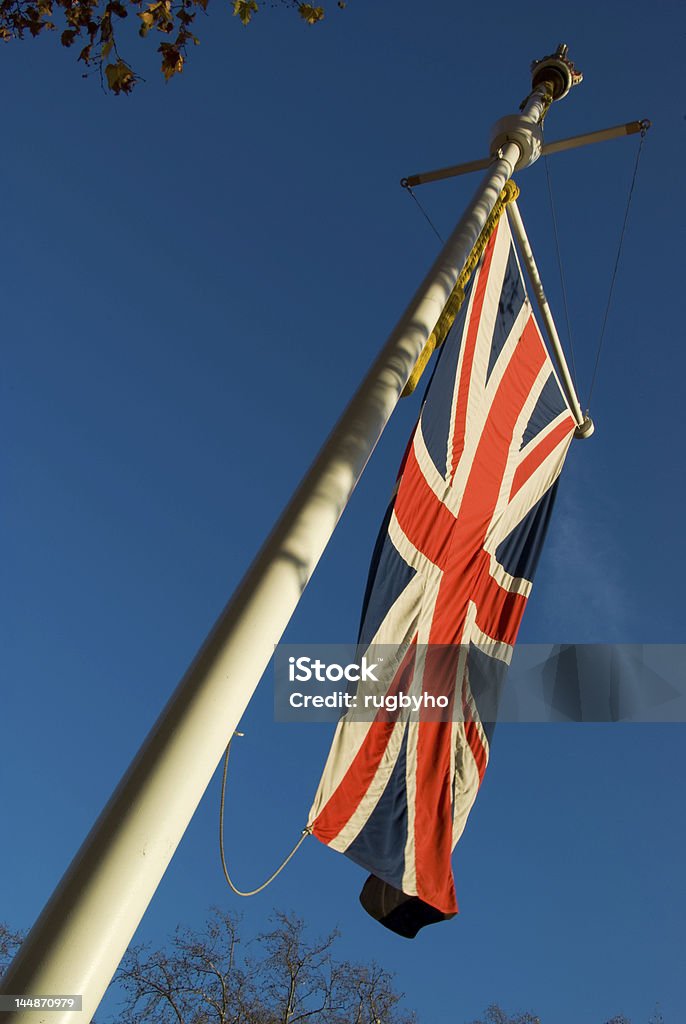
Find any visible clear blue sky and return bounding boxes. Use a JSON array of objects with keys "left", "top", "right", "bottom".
[{"left": 2, "top": 2, "right": 685, "bottom": 1022}]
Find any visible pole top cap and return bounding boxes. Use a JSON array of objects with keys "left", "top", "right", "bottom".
[
  {"left": 574, "top": 415, "right": 595, "bottom": 440},
  {"left": 531, "top": 43, "right": 583, "bottom": 101}
]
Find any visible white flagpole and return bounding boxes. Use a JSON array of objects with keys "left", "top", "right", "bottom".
[{"left": 0, "top": 46, "right": 581, "bottom": 1024}]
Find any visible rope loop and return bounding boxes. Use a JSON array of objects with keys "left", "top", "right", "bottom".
[{"left": 219, "top": 736, "right": 310, "bottom": 897}]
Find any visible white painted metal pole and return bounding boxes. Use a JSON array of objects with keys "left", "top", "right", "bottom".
[
  {"left": 506, "top": 199, "right": 593, "bottom": 436},
  {"left": 0, "top": 68, "right": 568, "bottom": 1024}
]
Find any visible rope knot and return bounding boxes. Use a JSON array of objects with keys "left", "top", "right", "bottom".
[{"left": 502, "top": 180, "right": 520, "bottom": 203}]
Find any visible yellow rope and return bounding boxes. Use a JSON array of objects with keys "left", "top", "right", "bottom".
[{"left": 402, "top": 179, "right": 520, "bottom": 397}]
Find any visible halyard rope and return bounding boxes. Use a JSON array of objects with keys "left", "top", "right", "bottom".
[
  {"left": 586, "top": 128, "right": 647, "bottom": 412},
  {"left": 543, "top": 148, "right": 580, "bottom": 395},
  {"left": 219, "top": 737, "right": 310, "bottom": 897},
  {"left": 403, "top": 182, "right": 446, "bottom": 245}
]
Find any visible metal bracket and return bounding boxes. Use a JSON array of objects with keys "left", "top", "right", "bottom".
[{"left": 490, "top": 114, "right": 543, "bottom": 170}]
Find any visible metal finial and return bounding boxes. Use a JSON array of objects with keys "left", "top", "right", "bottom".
[{"left": 531, "top": 44, "right": 583, "bottom": 100}]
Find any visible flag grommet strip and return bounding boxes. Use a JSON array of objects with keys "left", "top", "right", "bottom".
[{"left": 402, "top": 180, "right": 520, "bottom": 397}]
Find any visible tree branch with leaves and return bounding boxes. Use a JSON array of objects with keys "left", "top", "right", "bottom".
[
  {"left": 0, "top": 0, "right": 343, "bottom": 94},
  {"left": 0, "top": 923, "right": 24, "bottom": 979}
]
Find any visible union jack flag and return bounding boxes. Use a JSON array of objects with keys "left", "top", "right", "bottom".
[{"left": 308, "top": 212, "right": 576, "bottom": 936}]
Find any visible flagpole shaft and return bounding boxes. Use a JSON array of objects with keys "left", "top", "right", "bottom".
[
  {"left": 506, "top": 199, "right": 586, "bottom": 428},
  {"left": 1, "top": 79, "right": 561, "bottom": 1024}
]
